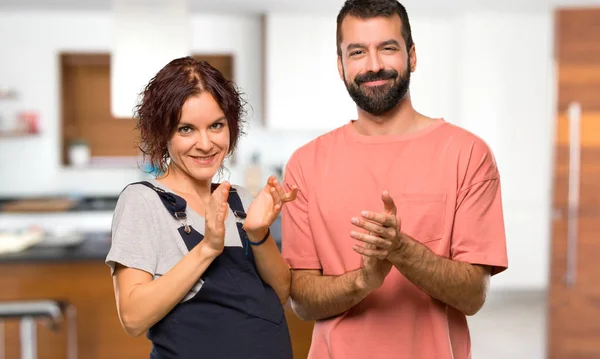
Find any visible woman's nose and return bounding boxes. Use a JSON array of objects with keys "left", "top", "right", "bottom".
[{"left": 195, "top": 131, "right": 214, "bottom": 152}]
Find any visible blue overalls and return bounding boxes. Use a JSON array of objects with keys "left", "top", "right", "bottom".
[{"left": 130, "top": 181, "right": 293, "bottom": 359}]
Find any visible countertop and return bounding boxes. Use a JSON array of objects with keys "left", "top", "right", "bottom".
[
  {"left": 0, "top": 232, "right": 112, "bottom": 263},
  {"left": 0, "top": 196, "right": 119, "bottom": 213},
  {"left": 0, "top": 218, "right": 283, "bottom": 264}
]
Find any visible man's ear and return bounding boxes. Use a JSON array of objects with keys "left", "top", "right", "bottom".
[
  {"left": 337, "top": 56, "right": 345, "bottom": 81},
  {"left": 409, "top": 43, "right": 417, "bottom": 73}
]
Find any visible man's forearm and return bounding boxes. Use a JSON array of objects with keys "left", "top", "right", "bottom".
[
  {"left": 388, "top": 235, "right": 490, "bottom": 316},
  {"left": 290, "top": 269, "right": 372, "bottom": 321}
]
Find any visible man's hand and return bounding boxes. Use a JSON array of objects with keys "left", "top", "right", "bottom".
[
  {"left": 350, "top": 190, "right": 400, "bottom": 291},
  {"left": 357, "top": 243, "right": 393, "bottom": 291},
  {"left": 351, "top": 190, "right": 492, "bottom": 316},
  {"left": 351, "top": 190, "right": 403, "bottom": 260}
]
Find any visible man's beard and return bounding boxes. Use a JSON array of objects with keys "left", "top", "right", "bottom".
[{"left": 344, "top": 62, "right": 411, "bottom": 116}]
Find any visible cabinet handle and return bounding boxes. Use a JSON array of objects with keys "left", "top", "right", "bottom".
[{"left": 565, "top": 102, "right": 581, "bottom": 287}]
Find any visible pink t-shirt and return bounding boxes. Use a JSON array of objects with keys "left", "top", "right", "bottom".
[{"left": 282, "top": 119, "right": 508, "bottom": 359}]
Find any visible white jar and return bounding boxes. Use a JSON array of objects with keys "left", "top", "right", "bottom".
[{"left": 69, "top": 143, "right": 91, "bottom": 167}]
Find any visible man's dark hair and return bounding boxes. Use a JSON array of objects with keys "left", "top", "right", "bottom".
[{"left": 336, "top": 0, "right": 414, "bottom": 57}]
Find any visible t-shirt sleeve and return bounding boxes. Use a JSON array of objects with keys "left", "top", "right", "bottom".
[
  {"left": 281, "top": 151, "right": 322, "bottom": 270},
  {"left": 451, "top": 140, "right": 508, "bottom": 275},
  {"left": 105, "top": 186, "right": 160, "bottom": 276}
]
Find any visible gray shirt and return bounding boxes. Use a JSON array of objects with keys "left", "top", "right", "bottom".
[{"left": 105, "top": 179, "right": 254, "bottom": 302}]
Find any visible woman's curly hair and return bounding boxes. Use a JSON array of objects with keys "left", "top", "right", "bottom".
[{"left": 135, "top": 56, "right": 247, "bottom": 173}]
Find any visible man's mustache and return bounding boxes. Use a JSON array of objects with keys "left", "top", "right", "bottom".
[{"left": 354, "top": 69, "right": 398, "bottom": 85}]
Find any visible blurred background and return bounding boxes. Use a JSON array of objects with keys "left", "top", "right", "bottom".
[{"left": 0, "top": 0, "right": 598, "bottom": 358}]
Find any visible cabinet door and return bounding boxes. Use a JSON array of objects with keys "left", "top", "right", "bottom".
[{"left": 548, "top": 8, "right": 600, "bottom": 359}]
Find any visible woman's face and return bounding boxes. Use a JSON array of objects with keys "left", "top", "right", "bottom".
[{"left": 166, "top": 91, "right": 230, "bottom": 182}]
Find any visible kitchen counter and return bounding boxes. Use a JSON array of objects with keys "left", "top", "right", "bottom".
[
  {"left": 0, "top": 195, "right": 119, "bottom": 213},
  {"left": 0, "top": 232, "right": 111, "bottom": 263},
  {"left": 0, "top": 216, "right": 309, "bottom": 359},
  {"left": 0, "top": 217, "right": 283, "bottom": 264}
]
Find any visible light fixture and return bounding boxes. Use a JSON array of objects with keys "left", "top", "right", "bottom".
[{"left": 111, "top": 0, "right": 191, "bottom": 118}]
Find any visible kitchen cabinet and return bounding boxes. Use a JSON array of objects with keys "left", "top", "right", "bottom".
[
  {"left": 547, "top": 8, "right": 600, "bottom": 359},
  {"left": 0, "top": 230, "right": 314, "bottom": 358}
]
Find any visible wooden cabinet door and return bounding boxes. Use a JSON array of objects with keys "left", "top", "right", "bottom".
[{"left": 548, "top": 8, "right": 600, "bottom": 359}]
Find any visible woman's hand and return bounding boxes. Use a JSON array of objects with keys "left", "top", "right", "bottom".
[
  {"left": 203, "top": 181, "right": 230, "bottom": 256},
  {"left": 243, "top": 176, "right": 298, "bottom": 236}
]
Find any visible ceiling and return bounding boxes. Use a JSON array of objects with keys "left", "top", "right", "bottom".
[{"left": 1, "top": 0, "right": 599, "bottom": 15}]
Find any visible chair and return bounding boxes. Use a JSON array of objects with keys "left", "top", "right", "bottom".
[{"left": 0, "top": 300, "right": 77, "bottom": 359}]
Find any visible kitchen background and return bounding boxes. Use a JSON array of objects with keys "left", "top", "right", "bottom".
[{"left": 0, "top": 0, "right": 598, "bottom": 358}]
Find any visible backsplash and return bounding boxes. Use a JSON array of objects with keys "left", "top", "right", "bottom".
[{"left": 0, "top": 126, "right": 330, "bottom": 198}]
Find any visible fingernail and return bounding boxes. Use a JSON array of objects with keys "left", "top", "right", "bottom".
[
  {"left": 351, "top": 217, "right": 359, "bottom": 224},
  {"left": 361, "top": 211, "right": 368, "bottom": 217}
]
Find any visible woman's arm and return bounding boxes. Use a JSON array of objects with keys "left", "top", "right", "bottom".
[
  {"left": 242, "top": 176, "right": 298, "bottom": 304},
  {"left": 112, "top": 182, "right": 231, "bottom": 336},
  {"left": 246, "top": 229, "right": 291, "bottom": 304},
  {"left": 113, "top": 242, "right": 219, "bottom": 336}
]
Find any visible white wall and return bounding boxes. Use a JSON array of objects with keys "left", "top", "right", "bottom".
[
  {"left": 412, "top": 12, "right": 555, "bottom": 291},
  {"left": 460, "top": 12, "right": 554, "bottom": 292},
  {"left": 264, "top": 13, "right": 357, "bottom": 131},
  {"left": 454, "top": 12, "right": 555, "bottom": 291},
  {"left": 0, "top": 11, "right": 263, "bottom": 196}
]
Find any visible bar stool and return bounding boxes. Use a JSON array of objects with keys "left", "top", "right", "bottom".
[{"left": 0, "top": 300, "right": 77, "bottom": 359}]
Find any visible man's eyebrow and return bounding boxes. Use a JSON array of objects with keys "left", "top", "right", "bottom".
[
  {"left": 346, "top": 39, "right": 401, "bottom": 52},
  {"left": 379, "top": 39, "right": 401, "bottom": 48},
  {"left": 347, "top": 43, "right": 366, "bottom": 52}
]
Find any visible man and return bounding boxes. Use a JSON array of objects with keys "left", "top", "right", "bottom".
[{"left": 281, "top": 0, "right": 508, "bottom": 358}]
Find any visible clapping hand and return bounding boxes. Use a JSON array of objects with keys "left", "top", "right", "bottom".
[
  {"left": 350, "top": 191, "right": 401, "bottom": 290},
  {"left": 204, "top": 181, "right": 231, "bottom": 256},
  {"left": 243, "top": 175, "right": 298, "bottom": 236},
  {"left": 351, "top": 191, "right": 402, "bottom": 260}
]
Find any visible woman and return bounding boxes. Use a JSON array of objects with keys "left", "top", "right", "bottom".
[{"left": 106, "top": 56, "right": 297, "bottom": 358}]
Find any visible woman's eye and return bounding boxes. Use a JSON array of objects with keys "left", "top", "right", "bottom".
[
  {"left": 211, "top": 122, "right": 224, "bottom": 130},
  {"left": 178, "top": 126, "right": 192, "bottom": 134}
]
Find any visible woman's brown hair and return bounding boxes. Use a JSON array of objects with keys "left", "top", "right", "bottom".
[{"left": 135, "top": 56, "right": 247, "bottom": 173}]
